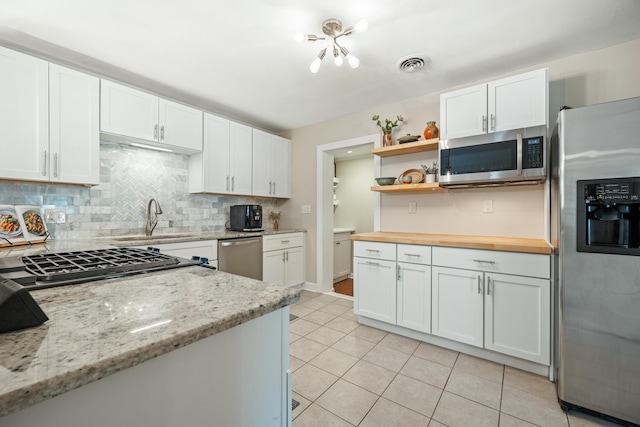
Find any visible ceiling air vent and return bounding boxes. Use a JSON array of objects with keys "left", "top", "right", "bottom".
[{"left": 396, "top": 55, "right": 428, "bottom": 73}]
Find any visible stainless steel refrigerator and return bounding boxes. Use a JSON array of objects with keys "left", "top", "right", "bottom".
[{"left": 551, "top": 96, "right": 640, "bottom": 424}]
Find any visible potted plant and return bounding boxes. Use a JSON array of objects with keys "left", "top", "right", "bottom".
[
  {"left": 372, "top": 114, "right": 404, "bottom": 147},
  {"left": 268, "top": 210, "right": 281, "bottom": 231},
  {"left": 421, "top": 161, "right": 439, "bottom": 183}
]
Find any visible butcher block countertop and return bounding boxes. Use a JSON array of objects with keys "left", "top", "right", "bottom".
[{"left": 351, "top": 232, "right": 552, "bottom": 255}]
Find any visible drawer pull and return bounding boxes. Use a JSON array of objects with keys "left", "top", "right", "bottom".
[
  {"left": 281, "top": 240, "right": 290, "bottom": 244},
  {"left": 365, "top": 249, "right": 380, "bottom": 253},
  {"left": 404, "top": 253, "right": 421, "bottom": 257},
  {"left": 473, "top": 259, "right": 496, "bottom": 264},
  {"left": 366, "top": 261, "right": 381, "bottom": 266},
  {"left": 487, "top": 277, "right": 492, "bottom": 295},
  {"left": 477, "top": 275, "right": 482, "bottom": 294}
]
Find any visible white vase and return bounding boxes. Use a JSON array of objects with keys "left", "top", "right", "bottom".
[{"left": 426, "top": 174, "right": 436, "bottom": 183}]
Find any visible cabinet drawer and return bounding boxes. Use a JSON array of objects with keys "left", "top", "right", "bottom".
[
  {"left": 263, "top": 233, "right": 303, "bottom": 251},
  {"left": 353, "top": 241, "right": 396, "bottom": 261},
  {"left": 397, "top": 244, "right": 431, "bottom": 265},
  {"left": 432, "top": 247, "right": 550, "bottom": 279}
]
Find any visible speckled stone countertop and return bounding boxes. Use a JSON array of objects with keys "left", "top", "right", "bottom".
[{"left": 0, "top": 265, "right": 299, "bottom": 417}]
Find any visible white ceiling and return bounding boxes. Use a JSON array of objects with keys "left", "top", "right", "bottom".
[{"left": 1, "top": 0, "right": 639, "bottom": 134}]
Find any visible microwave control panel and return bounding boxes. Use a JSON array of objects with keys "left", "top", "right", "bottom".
[{"left": 523, "top": 136, "right": 544, "bottom": 169}]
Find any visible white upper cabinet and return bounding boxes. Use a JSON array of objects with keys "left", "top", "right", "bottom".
[
  {"left": 0, "top": 46, "right": 49, "bottom": 181},
  {"left": 252, "top": 129, "right": 291, "bottom": 198},
  {"left": 0, "top": 46, "right": 99, "bottom": 185},
  {"left": 189, "top": 113, "right": 252, "bottom": 195},
  {"left": 100, "top": 80, "right": 202, "bottom": 154},
  {"left": 49, "top": 64, "right": 100, "bottom": 185},
  {"left": 440, "top": 68, "right": 548, "bottom": 139}
]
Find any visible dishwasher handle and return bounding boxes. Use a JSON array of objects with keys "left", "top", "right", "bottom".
[{"left": 220, "top": 239, "right": 261, "bottom": 247}]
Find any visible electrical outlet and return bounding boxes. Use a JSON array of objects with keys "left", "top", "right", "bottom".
[
  {"left": 483, "top": 200, "right": 493, "bottom": 213},
  {"left": 301, "top": 205, "right": 311, "bottom": 214},
  {"left": 409, "top": 201, "right": 417, "bottom": 214},
  {"left": 45, "top": 209, "right": 66, "bottom": 223}
]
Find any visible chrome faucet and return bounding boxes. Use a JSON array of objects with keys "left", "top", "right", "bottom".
[{"left": 146, "top": 198, "right": 163, "bottom": 236}]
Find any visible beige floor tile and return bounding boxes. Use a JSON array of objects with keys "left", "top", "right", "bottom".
[
  {"left": 378, "top": 333, "right": 421, "bottom": 355},
  {"left": 445, "top": 369, "right": 502, "bottom": 410},
  {"left": 291, "top": 392, "right": 311, "bottom": 421},
  {"left": 319, "top": 302, "right": 352, "bottom": 316},
  {"left": 400, "top": 356, "right": 452, "bottom": 389},
  {"left": 290, "top": 355, "right": 305, "bottom": 372},
  {"left": 363, "top": 344, "right": 411, "bottom": 372},
  {"left": 413, "top": 342, "right": 459, "bottom": 367},
  {"left": 301, "top": 297, "right": 332, "bottom": 310},
  {"left": 290, "top": 331, "right": 302, "bottom": 344},
  {"left": 324, "top": 316, "right": 359, "bottom": 334},
  {"left": 499, "top": 413, "right": 538, "bottom": 426},
  {"left": 360, "top": 397, "right": 430, "bottom": 427},
  {"left": 340, "top": 310, "right": 358, "bottom": 321},
  {"left": 303, "top": 309, "right": 338, "bottom": 325},
  {"left": 309, "top": 348, "right": 359, "bottom": 377},
  {"left": 501, "top": 385, "right": 569, "bottom": 426},
  {"left": 503, "top": 366, "right": 557, "bottom": 402},
  {"left": 292, "top": 364, "right": 339, "bottom": 401},
  {"left": 290, "top": 304, "right": 316, "bottom": 318},
  {"left": 428, "top": 421, "right": 447, "bottom": 427},
  {"left": 567, "top": 411, "right": 625, "bottom": 426},
  {"left": 382, "top": 374, "right": 443, "bottom": 417},
  {"left": 454, "top": 353, "right": 504, "bottom": 383},
  {"left": 432, "top": 391, "right": 500, "bottom": 427},
  {"left": 290, "top": 337, "right": 329, "bottom": 362},
  {"left": 292, "top": 403, "right": 353, "bottom": 427},
  {"left": 316, "top": 379, "right": 378, "bottom": 426},
  {"left": 306, "top": 326, "right": 347, "bottom": 347},
  {"left": 314, "top": 294, "right": 340, "bottom": 304},
  {"left": 333, "top": 297, "right": 354, "bottom": 307},
  {"left": 331, "top": 334, "right": 377, "bottom": 358},
  {"left": 343, "top": 360, "right": 397, "bottom": 395},
  {"left": 290, "top": 319, "right": 321, "bottom": 336},
  {"left": 349, "top": 325, "right": 388, "bottom": 343},
  {"left": 299, "top": 290, "right": 320, "bottom": 299}
]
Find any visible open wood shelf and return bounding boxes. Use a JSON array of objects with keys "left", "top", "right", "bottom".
[
  {"left": 372, "top": 138, "right": 439, "bottom": 157},
  {"left": 371, "top": 182, "right": 445, "bottom": 193}
]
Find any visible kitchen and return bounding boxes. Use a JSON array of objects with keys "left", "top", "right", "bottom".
[{"left": 2, "top": 1, "right": 640, "bottom": 426}]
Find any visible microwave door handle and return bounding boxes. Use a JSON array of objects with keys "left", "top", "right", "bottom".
[{"left": 516, "top": 133, "right": 523, "bottom": 176}]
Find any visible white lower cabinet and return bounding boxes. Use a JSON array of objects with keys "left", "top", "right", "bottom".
[
  {"left": 397, "top": 262, "right": 431, "bottom": 333},
  {"left": 354, "top": 256, "right": 396, "bottom": 323},
  {"left": 262, "top": 233, "right": 304, "bottom": 287}
]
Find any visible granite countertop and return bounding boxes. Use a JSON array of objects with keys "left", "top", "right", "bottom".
[
  {"left": 0, "top": 267, "right": 299, "bottom": 417},
  {"left": 351, "top": 231, "right": 552, "bottom": 254}
]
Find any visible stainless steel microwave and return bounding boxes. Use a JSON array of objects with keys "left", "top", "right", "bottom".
[{"left": 439, "top": 128, "right": 547, "bottom": 187}]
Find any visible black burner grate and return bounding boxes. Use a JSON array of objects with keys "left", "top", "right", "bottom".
[{"left": 22, "top": 247, "right": 184, "bottom": 284}]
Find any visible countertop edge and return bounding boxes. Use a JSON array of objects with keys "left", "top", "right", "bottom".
[
  {"left": 350, "top": 232, "right": 552, "bottom": 255},
  {"left": 0, "top": 291, "right": 299, "bottom": 417}
]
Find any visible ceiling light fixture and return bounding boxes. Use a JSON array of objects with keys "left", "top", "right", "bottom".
[{"left": 295, "top": 18, "right": 368, "bottom": 73}]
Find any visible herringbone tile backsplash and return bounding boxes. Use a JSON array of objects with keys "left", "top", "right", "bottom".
[{"left": 0, "top": 142, "right": 279, "bottom": 240}]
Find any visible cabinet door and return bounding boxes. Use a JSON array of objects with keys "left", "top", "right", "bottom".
[
  {"left": 228, "top": 121, "right": 253, "bottom": 195},
  {"left": 333, "top": 239, "right": 351, "bottom": 280},
  {"left": 199, "top": 113, "right": 230, "bottom": 194},
  {"left": 158, "top": 98, "right": 203, "bottom": 152},
  {"left": 263, "top": 250, "right": 285, "bottom": 286},
  {"left": 354, "top": 257, "right": 396, "bottom": 323},
  {"left": 488, "top": 69, "right": 548, "bottom": 132},
  {"left": 284, "top": 246, "right": 304, "bottom": 287},
  {"left": 432, "top": 266, "right": 484, "bottom": 347},
  {"left": 49, "top": 64, "right": 100, "bottom": 185},
  {"left": 272, "top": 135, "right": 291, "bottom": 198},
  {"left": 252, "top": 129, "right": 272, "bottom": 197},
  {"left": 397, "top": 262, "right": 431, "bottom": 333},
  {"left": 440, "top": 83, "right": 487, "bottom": 139},
  {"left": 100, "top": 80, "right": 159, "bottom": 141},
  {"left": 484, "top": 273, "right": 550, "bottom": 364},
  {"left": 0, "top": 46, "right": 48, "bottom": 181}
]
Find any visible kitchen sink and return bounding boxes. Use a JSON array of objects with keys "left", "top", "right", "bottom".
[{"left": 112, "top": 234, "right": 200, "bottom": 242}]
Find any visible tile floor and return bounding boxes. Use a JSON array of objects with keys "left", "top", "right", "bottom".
[{"left": 289, "top": 290, "right": 624, "bottom": 427}]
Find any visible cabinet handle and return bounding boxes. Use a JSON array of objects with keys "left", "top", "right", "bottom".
[
  {"left": 516, "top": 133, "right": 523, "bottom": 176},
  {"left": 226, "top": 176, "right": 230, "bottom": 191},
  {"left": 53, "top": 153, "right": 58, "bottom": 178},
  {"left": 285, "top": 250, "right": 289, "bottom": 262},
  {"left": 482, "top": 115, "right": 487, "bottom": 132},
  {"left": 477, "top": 275, "right": 482, "bottom": 294},
  {"left": 365, "top": 249, "right": 380, "bottom": 253},
  {"left": 273, "top": 181, "right": 276, "bottom": 195},
  {"left": 282, "top": 252, "right": 285, "bottom": 262},
  {"left": 487, "top": 276, "right": 492, "bottom": 295},
  {"left": 231, "top": 176, "right": 235, "bottom": 191},
  {"left": 490, "top": 114, "right": 495, "bottom": 131},
  {"left": 281, "top": 240, "right": 290, "bottom": 244},
  {"left": 366, "top": 261, "right": 381, "bottom": 266},
  {"left": 397, "top": 265, "right": 401, "bottom": 280},
  {"left": 160, "top": 125, "right": 165, "bottom": 141},
  {"left": 154, "top": 124, "right": 158, "bottom": 140},
  {"left": 404, "top": 253, "right": 421, "bottom": 258},
  {"left": 336, "top": 242, "right": 341, "bottom": 245},
  {"left": 42, "top": 151, "right": 47, "bottom": 176},
  {"left": 472, "top": 259, "right": 496, "bottom": 264}
]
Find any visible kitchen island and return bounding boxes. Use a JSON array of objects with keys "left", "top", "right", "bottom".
[{"left": 0, "top": 263, "right": 299, "bottom": 426}]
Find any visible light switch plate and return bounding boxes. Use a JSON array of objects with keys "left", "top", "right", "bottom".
[
  {"left": 301, "top": 205, "right": 311, "bottom": 214},
  {"left": 483, "top": 200, "right": 493, "bottom": 213},
  {"left": 409, "top": 201, "right": 417, "bottom": 214}
]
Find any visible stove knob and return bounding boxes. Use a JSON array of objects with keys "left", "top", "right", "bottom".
[{"left": 199, "top": 257, "right": 209, "bottom": 265}]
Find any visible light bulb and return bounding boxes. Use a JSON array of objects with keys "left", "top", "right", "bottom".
[
  {"left": 310, "top": 57, "right": 322, "bottom": 73},
  {"left": 346, "top": 53, "right": 360, "bottom": 68},
  {"left": 354, "top": 20, "right": 369, "bottom": 33},
  {"left": 334, "top": 55, "right": 343, "bottom": 67},
  {"left": 293, "top": 33, "right": 304, "bottom": 43}
]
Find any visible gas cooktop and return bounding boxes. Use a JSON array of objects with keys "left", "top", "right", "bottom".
[{"left": 0, "top": 247, "right": 201, "bottom": 290}]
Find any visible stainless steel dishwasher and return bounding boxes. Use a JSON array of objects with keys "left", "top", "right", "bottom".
[{"left": 218, "top": 236, "right": 263, "bottom": 280}]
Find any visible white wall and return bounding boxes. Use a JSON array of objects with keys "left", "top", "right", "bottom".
[
  {"left": 282, "top": 38, "right": 640, "bottom": 284},
  {"left": 333, "top": 157, "right": 374, "bottom": 235}
]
